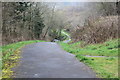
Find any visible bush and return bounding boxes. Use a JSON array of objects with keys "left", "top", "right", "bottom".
[{"left": 71, "top": 16, "right": 118, "bottom": 44}]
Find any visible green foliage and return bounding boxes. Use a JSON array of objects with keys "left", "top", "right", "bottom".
[
  {"left": 59, "top": 39, "right": 118, "bottom": 57},
  {"left": 1, "top": 40, "right": 45, "bottom": 78},
  {"left": 32, "top": 7, "right": 45, "bottom": 39},
  {"left": 85, "top": 57, "right": 118, "bottom": 78},
  {"left": 76, "top": 54, "right": 90, "bottom": 62},
  {"left": 2, "top": 2, "right": 46, "bottom": 44},
  {"left": 49, "top": 29, "right": 67, "bottom": 41},
  {"left": 59, "top": 39, "right": 119, "bottom": 78},
  {"left": 16, "top": 2, "right": 31, "bottom": 12},
  {"left": 12, "top": 2, "right": 31, "bottom": 21},
  {"left": 75, "top": 54, "right": 118, "bottom": 78}
]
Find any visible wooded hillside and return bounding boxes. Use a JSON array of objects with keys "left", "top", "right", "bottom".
[{"left": 1, "top": 2, "right": 119, "bottom": 45}]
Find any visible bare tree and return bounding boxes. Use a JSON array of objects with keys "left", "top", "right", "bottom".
[{"left": 43, "top": 3, "right": 56, "bottom": 39}]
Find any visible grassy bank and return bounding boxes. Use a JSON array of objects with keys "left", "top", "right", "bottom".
[
  {"left": 1, "top": 40, "right": 45, "bottom": 78},
  {"left": 59, "top": 39, "right": 119, "bottom": 78}
]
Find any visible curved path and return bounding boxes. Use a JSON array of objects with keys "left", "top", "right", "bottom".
[
  {"left": 13, "top": 42, "right": 96, "bottom": 78},
  {"left": 61, "top": 30, "right": 71, "bottom": 43}
]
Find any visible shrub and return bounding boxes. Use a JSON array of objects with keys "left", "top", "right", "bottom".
[{"left": 71, "top": 16, "right": 118, "bottom": 44}]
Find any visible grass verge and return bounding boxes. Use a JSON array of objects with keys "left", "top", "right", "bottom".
[
  {"left": 0, "top": 40, "right": 45, "bottom": 78},
  {"left": 59, "top": 39, "right": 118, "bottom": 78}
]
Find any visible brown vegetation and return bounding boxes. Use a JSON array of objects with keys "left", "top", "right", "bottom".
[
  {"left": 71, "top": 16, "right": 118, "bottom": 44},
  {"left": 1, "top": 2, "right": 119, "bottom": 45}
]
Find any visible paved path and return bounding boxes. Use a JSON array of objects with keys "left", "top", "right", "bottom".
[{"left": 13, "top": 42, "right": 96, "bottom": 78}]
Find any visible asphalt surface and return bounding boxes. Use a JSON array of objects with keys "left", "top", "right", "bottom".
[{"left": 13, "top": 42, "right": 96, "bottom": 78}]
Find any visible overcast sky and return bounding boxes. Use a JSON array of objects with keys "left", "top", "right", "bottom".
[
  {"left": 54, "top": 2, "right": 86, "bottom": 9},
  {"left": 2, "top": 0, "right": 118, "bottom": 2}
]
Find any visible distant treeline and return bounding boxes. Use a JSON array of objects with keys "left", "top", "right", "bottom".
[{"left": 1, "top": 2, "right": 119, "bottom": 45}]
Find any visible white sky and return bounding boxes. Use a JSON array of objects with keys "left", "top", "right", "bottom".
[{"left": 1, "top": 0, "right": 119, "bottom": 2}]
